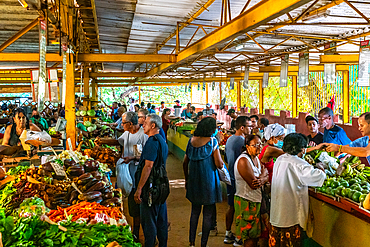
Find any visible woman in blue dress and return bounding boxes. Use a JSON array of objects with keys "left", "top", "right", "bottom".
[{"left": 183, "top": 117, "right": 224, "bottom": 247}]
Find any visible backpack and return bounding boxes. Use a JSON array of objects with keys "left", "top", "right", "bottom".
[{"left": 135, "top": 135, "right": 170, "bottom": 206}]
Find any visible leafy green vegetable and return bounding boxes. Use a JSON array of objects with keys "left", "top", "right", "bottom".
[{"left": 7, "top": 165, "right": 30, "bottom": 176}]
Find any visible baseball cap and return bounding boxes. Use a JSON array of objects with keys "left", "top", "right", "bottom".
[
  {"left": 227, "top": 109, "right": 236, "bottom": 115},
  {"left": 206, "top": 103, "right": 211, "bottom": 107},
  {"left": 305, "top": 115, "right": 318, "bottom": 123},
  {"left": 174, "top": 100, "right": 180, "bottom": 103}
]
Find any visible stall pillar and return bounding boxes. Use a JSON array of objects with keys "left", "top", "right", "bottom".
[
  {"left": 292, "top": 75, "right": 298, "bottom": 118},
  {"left": 91, "top": 78, "right": 97, "bottom": 107},
  {"left": 259, "top": 79, "right": 263, "bottom": 114},
  {"left": 237, "top": 80, "right": 241, "bottom": 111},
  {"left": 206, "top": 82, "right": 209, "bottom": 103},
  {"left": 138, "top": 86, "right": 141, "bottom": 103},
  {"left": 83, "top": 66, "right": 90, "bottom": 109},
  {"left": 65, "top": 49, "right": 76, "bottom": 149},
  {"left": 343, "top": 70, "right": 350, "bottom": 124}
]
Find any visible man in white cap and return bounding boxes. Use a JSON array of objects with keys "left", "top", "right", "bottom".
[{"left": 203, "top": 103, "right": 214, "bottom": 117}]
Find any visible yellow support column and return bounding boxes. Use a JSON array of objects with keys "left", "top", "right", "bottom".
[
  {"left": 237, "top": 80, "right": 241, "bottom": 110},
  {"left": 91, "top": 78, "right": 97, "bottom": 107},
  {"left": 292, "top": 76, "right": 298, "bottom": 118},
  {"left": 259, "top": 79, "right": 263, "bottom": 114},
  {"left": 65, "top": 51, "right": 76, "bottom": 149},
  {"left": 83, "top": 67, "right": 90, "bottom": 109},
  {"left": 206, "top": 83, "right": 209, "bottom": 103},
  {"left": 343, "top": 70, "right": 350, "bottom": 123}
]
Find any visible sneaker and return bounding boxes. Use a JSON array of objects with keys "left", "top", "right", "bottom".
[
  {"left": 233, "top": 238, "right": 243, "bottom": 247},
  {"left": 224, "top": 232, "right": 235, "bottom": 244},
  {"left": 209, "top": 226, "right": 218, "bottom": 236},
  {"left": 198, "top": 227, "right": 218, "bottom": 237}
]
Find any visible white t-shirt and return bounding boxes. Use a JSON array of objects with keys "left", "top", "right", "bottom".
[
  {"left": 128, "top": 103, "right": 135, "bottom": 112},
  {"left": 118, "top": 128, "right": 148, "bottom": 157},
  {"left": 270, "top": 154, "right": 325, "bottom": 230},
  {"left": 234, "top": 152, "right": 262, "bottom": 202}
]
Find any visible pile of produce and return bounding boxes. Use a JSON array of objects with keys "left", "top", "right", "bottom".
[
  {"left": 220, "top": 132, "right": 231, "bottom": 146},
  {"left": 0, "top": 214, "right": 140, "bottom": 247},
  {"left": 80, "top": 119, "right": 115, "bottom": 138},
  {"left": 84, "top": 146, "right": 119, "bottom": 168},
  {"left": 306, "top": 152, "right": 370, "bottom": 205},
  {"left": 76, "top": 109, "right": 96, "bottom": 117},
  {"left": 48, "top": 201, "right": 124, "bottom": 224}
]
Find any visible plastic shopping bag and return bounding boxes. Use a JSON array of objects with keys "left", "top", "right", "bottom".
[{"left": 116, "top": 158, "right": 133, "bottom": 197}]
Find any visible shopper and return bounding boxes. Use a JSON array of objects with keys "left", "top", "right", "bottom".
[
  {"left": 138, "top": 108, "right": 166, "bottom": 140},
  {"left": 141, "top": 102, "right": 145, "bottom": 109},
  {"left": 224, "top": 116, "right": 253, "bottom": 245},
  {"left": 147, "top": 103, "right": 155, "bottom": 114},
  {"left": 118, "top": 111, "right": 148, "bottom": 241},
  {"left": 181, "top": 103, "right": 193, "bottom": 119},
  {"left": 257, "top": 118, "right": 269, "bottom": 139},
  {"left": 258, "top": 123, "right": 285, "bottom": 183},
  {"left": 270, "top": 133, "right": 325, "bottom": 247},
  {"left": 134, "top": 114, "right": 169, "bottom": 247},
  {"left": 49, "top": 109, "right": 59, "bottom": 127},
  {"left": 202, "top": 103, "right": 214, "bottom": 117},
  {"left": 183, "top": 117, "right": 224, "bottom": 247},
  {"left": 305, "top": 115, "right": 323, "bottom": 146},
  {"left": 318, "top": 107, "right": 351, "bottom": 145},
  {"left": 250, "top": 115, "right": 259, "bottom": 135},
  {"left": 196, "top": 112, "right": 204, "bottom": 122},
  {"left": 30, "top": 109, "right": 49, "bottom": 131},
  {"left": 134, "top": 104, "right": 140, "bottom": 112},
  {"left": 111, "top": 107, "right": 127, "bottom": 138},
  {"left": 128, "top": 98, "right": 135, "bottom": 112},
  {"left": 159, "top": 101, "right": 166, "bottom": 116},
  {"left": 326, "top": 112, "right": 370, "bottom": 164},
  {"left": 150, "top": 105, "right": 156, "bottom": 114},
  {"left": 227, "top": 109, "right": 238, "bottom": 131},
  {"left": 234, "top": 134, "right": 268, "bottom": 247},
  {"left": 162, "top": 108, "right": 180, "bottom": 140}
]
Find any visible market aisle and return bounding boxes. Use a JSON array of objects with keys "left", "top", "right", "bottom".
[{"left": 166, "top": 153, "right": 229, "bottom": 247}]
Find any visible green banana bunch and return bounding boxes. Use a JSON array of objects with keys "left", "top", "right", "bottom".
[{"left": 341, "top": 164, "right": 354, "bottom": 177}]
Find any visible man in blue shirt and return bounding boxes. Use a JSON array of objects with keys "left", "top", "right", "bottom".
[
  {"left": 202, "top": 103, "right": 214, "bottom": 117},
  {"left": 134, "top": 113, "right": 169, "bottom": 247},
  {"left": 318, "top": 107, "right": 351, "bottom": 145},
  {"left": 224, "top": 116, "right": 252, "bottom": 245},
  {"left": 326, "top": 112, "right": 370, "bottom": 164}
]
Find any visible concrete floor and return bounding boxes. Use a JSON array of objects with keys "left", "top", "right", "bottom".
[{"left": 122, "top": 153, "right": 230, "bottom": 247}]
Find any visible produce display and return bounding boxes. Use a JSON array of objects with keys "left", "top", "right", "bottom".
[
  {"left": 48, "top": 201, "right": 124, "bottom": 224},
  {"left": 0, "top": 147, "right": 139, "bottom": 246},
  {"left": 0, "top": 214, "right": 140, "bottom": 247},
  {"left": 305, "top": 150, "right": 370, "bottom": 208},
  {"left": 84, "top": 146, "right": 120, "bottom": 169}
]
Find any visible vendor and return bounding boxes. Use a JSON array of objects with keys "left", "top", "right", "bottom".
[
  {"left": 181, "top": 103, "right": 193, "bottom": 119},
  {"left": 2, "top": 108, "right": 41, "bottom": 146},
  {"left": 190, "top": 106, "right": 197, "bottom": 122},
  {"left": 202, "top": 103, "right": 214, "bottom": 117},
  {"left": 305, "top": 115, "right": 323, "bottom": 147},
  {"left": 326, "top": 112, "right": 370, "bottom": 164},
  {"left": 318, "top": 107, "right": 351, "bottom": 145},
  {"left": 30, "top": 109, "right": 49, "bottom": 131},
  {"left": 226, "top": 109, "right": 238, "bottom": 131},
  {"left": 111, "top": 107, "right": 127, "bottom": 137},
  {"left": 174, "top": 99, "right": 181, "bottom": 108}
]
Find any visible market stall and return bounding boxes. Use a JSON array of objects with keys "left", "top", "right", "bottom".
[{"left": 0, "top": 147, "right": 139, "bottom": 247}]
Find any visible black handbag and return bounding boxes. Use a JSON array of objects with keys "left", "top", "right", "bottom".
[{"left": 135, "top": 135, "right": 170, "bottom": 206}]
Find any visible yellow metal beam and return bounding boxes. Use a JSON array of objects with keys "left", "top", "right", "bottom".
[
  {"left": 65, "top": 51, "right": 76, "bottom": 149},
  {"left": 343, "top": 70, "right": 350, "bottom": 124},
  {"left": 228, "top": 72, "right": 298, "bottom": 78},
  {"left": 258, "top": 65, "right": 350, "bottom": 73},
  {"left": 146, "top": 0, "right": 313, "bottom": 76},
  {"left": 83, "top": 67, "right": 90, "bottom": 109},
  {"left": 292, "top": 76, "right": 298, "bottom": 118},
  {"left": 0, "top": 54, "right": 177, "bottom": 63},
  {"left": 0, "top": 18, "right": 39, "bottom": 52},
  {"left": 90, "top": 72, "right": 146, "bottom": 78},
  {"left": 78, "top": 54, "right": 177, "bottom": 63},
  {"left": 237, "top": 80, "right": 241, "bottom": 110},
  {"left": 320, "top": 54, "right": 359, "bottom": 64}
]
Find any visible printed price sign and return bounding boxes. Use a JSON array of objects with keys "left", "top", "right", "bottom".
[
  {"left": 50, "top": 162, "right": 67, "bottom": 177},
  {"left": 68, "top": 150, "right": 80, "bottom": 164}
]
